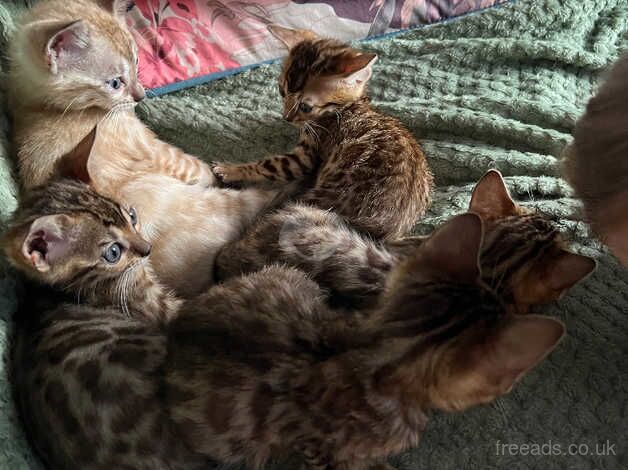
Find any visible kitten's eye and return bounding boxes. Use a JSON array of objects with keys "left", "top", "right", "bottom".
[
  {"left": 299, "top": 102, "right": 312, "bottom": 113},
  {"left": 106, "top": 77, "right": 124, "bottom": 91},
  {"left": 103, "top": 242, "right": 123, "bottom": 264},
  {"left": 128, "top": 207, "right": 138, "bottom": 226}
]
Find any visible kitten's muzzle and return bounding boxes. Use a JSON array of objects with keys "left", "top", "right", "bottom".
[
  {"left": 131, "top": 237, "right": 152, "bottom": 257},
  {"left": 131, "top": 84, "right": 146, "bottom": 102}
]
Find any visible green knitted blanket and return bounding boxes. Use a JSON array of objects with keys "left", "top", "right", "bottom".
[{"left": 1, "top": 0, "right": 627, "bottom": 468}]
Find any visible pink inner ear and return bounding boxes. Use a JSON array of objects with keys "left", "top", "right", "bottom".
[
  {"left": 46, "top": 22, "right": 89, "bottom": 72},
  {"left": 22, "top": 216, "right": 73, "bottom": 271},
  {"left": 24, "top": 232, "right": 48, "bottom": 270}
]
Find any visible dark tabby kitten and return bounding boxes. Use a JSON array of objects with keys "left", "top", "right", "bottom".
[
  {"left": 212, "top": 26, "right": 432, "bottom": 240},
  {"left": 217, "top": 170, "right": 595, "bottom": 312},
  {"left": 6, "top": 182, "right": 564, "bottom": 469}
]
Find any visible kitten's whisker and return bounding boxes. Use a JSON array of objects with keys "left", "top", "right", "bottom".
[
  {"left": 288, "top": 99, "right": 299, "bottom": 116},
  {"left": 304, "top": 123, "right": 320, "bottom": 145},
  {"left": 58, "top": 96, "right": 80, "bottom": 122},
  {"left": 99, "top": 102, "right": 136, "bottom": 128},
  {"left": 308, "top": 121, "right": 329, "bottom": 134},
  {"left": 492, "top": 398, "right": 509, "bottom": 426}
]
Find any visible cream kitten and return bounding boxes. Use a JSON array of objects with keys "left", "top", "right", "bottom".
[{"left": 8, "top": 0, "right": 279, "bottom": 296}]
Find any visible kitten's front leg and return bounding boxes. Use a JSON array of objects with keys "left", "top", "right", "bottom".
[
  {"left": 167, "top": 150, "right": 216, "bottom": 187},
  {"left": 152, "top": 137, "right": 216, "bottom": 187},
  {"left": 212, "top": 142, "right": 316, "bottom": 186}
]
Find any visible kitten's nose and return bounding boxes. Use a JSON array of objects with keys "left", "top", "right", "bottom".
[
  {"left": 131, "top": 84, "right": 146, "bottom": 102},
  {"left": 131, "top": 237, "right": 151, "bottom": 257}
]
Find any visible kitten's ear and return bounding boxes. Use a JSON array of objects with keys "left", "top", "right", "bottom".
[
  {"left": 96, "top": 0, "right": 134, "bottom": 17},
  {"left": 56, "top": 126, "right": 97, "bottom": 184},
  {"left": 437, "top": 315, "right": 565, "bottom": 411},
  {"left": 421, "top": 213, "right": 483, "bottom": 282},
  {"left": 21, "top": 215, "right": 74, "bottom": 273},
  {"left": 31, "top": 20, "right": 90, "bottom": 74},
  {"left": 513, "top": 250, "right": 596, "bottom": 312},
  {"left": 338, "top": 53, "right": 377, "bottom": 88},
  {"left": 268, "top": 25, "right": 318, "bottom": 49},
  {"left": 469, "top": 169, "right": 517, "bottom": 219},
  {"left": 544, "top": 250, "right": 596, "bottom": 294},
  {"left": 474, "top": 315, "right": 564, "bottom": 397}
]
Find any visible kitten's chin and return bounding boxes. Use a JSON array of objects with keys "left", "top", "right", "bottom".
[{"left": 109, "top": 101, "right": 137, "bottom": 114}]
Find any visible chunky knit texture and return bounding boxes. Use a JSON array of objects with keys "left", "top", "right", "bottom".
[{"left": 0, "top": 0, "right": 627, "bottom": 468}]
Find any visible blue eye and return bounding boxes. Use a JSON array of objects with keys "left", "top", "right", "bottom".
[
  {"left": 103, "top": 243, "right": 123, "bottom": 264},
  {"left": 128, "top": 207, "right": 138, "bottom": 226},
  {"left": 106, "top": 77, "right": 124, "bottom": 90}
]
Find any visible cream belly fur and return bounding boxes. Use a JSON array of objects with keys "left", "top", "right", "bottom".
[
  {"left": 85, "top": 113, "right": 277, "bottom": 297},
  {"left": 115, "top": 173, "right": 275, "bottom": 296}
]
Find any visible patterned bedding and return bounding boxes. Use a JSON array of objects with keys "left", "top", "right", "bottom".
[{"left": 128, "top": 0, "right": 507, "bottom": 94}]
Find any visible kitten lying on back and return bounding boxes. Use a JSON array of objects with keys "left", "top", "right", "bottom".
[
  {"left": 8, "top": 0, "right": 280, "bottom": 296},
  {"left": 212, "top": 26, "right": 433, "bottom": 240},
  {"left": 4, "top": 181, "right": 565, "bottom": 469},
  {"left": 564, "top": 54, "right": 628, "bottom": 266}
]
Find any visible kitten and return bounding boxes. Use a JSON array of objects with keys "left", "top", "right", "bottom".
[
  {"left": 212, "top": 26, "right": 433, "bottom": 240},
  {"left": 8, "top": 0, "right": 212, "bottom": 190},
  {"left": 6, "top": 190, "right": 565, "bottom": 468},
  {"left": 8, "top": 0, "right": 281, "bottom": 297},
  {"left": 563, "top": 54, "right": 628, "bottom": 266},
  {"left": 216, "top": 170, "right": 595, "bottom": 312},
  {"left": 3, "top": 179, "right": 181, "bottom": 322}
]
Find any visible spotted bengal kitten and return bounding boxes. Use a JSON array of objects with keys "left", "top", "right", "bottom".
[
  {"left": 216, "top": 170, "right": 596, "bottom": 312},
  {"left": 5, "top": 181, "right": 565, "bottom": 469},
  {"left": 212, "top": 26, "right": 433, "bottom": 240},
  {"left": 3, "top": 180, "right": 181, "bottom": 322}
]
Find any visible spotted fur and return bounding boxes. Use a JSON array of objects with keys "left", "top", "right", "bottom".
[
  {"left": 10, "top": 209, "right": 565, "bottom": 469},
  {"left": 212, "top": 29, "right": 433, "bottom": 240},
  {"left": 216, "top": 171, "right": 595, "bottom": 312}
]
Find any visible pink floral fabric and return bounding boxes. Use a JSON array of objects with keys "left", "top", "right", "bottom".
[{"left": 127, "top": 0, "right": 507, "bottom": 93}]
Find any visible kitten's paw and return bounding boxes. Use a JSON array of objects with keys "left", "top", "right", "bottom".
[{"left": 210, "top": 162, "right": 243, "bottom": 186}]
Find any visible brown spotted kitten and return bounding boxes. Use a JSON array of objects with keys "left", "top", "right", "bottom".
[
  {"left": 5, "top": 187, "right": 564, "bottom": 469},
  {"left": 216, "top": 170, "right": 595, "bottom": 312},
  {"left": 4, "top": 179, "right": 180, "bottom": 322},
  {"left": 212, "top": 26, "right": 433, "bottom": 240}
]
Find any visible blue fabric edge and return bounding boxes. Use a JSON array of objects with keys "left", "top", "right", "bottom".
[{"left": 147, "top": 0, "right": 516, "bottom": 97}]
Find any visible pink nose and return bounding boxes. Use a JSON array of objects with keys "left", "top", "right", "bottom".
[{"left": 131, "top": 84, "right": 146, "bottom": 102}]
